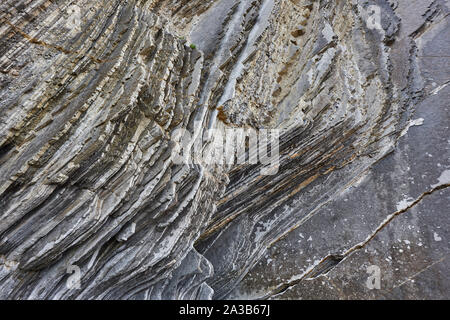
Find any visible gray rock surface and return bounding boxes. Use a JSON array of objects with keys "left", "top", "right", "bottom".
[{"left": 0, "top": 0, "right": 448, "bottom": 299}]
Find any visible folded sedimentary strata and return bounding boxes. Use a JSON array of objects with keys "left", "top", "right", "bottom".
[{"left": 0, "top": 0, "right": 448, "bottom": 299}]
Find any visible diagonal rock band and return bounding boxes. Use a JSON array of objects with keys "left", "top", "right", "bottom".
[{"left": 0, "top": 0, "right": 448, "bottom": 299}]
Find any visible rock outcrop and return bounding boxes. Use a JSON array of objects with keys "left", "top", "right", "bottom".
[{"left": 0, "top": 0, "right": 448, "bottom": 299}]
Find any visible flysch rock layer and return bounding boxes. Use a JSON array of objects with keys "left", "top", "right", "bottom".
[{"left": 0, "top": 0, "right": 448, "bottom": 299}]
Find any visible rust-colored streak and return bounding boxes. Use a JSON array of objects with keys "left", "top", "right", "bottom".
[
  {"left": 3, "top": 19, "right": 106, "bottom": 64},
  {"left": 289, "top": 173, "right": 320, "bottom": 197},
  {"left": 216, "top": 106, "right": 230, "bottom": 124}
]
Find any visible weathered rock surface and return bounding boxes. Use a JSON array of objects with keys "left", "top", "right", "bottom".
[{"left": 0, "top": 0, "right": 448, "bottom": 299}]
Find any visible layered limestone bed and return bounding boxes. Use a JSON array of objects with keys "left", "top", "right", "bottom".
[{"left": 0, "top": 0, "right": 448, "bottom": 299}]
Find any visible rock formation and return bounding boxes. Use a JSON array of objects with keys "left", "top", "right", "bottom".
[{"left": 0, "top": 0, "right": 448, "bottom": 299}]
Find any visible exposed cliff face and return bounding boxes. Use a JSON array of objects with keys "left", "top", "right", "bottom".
[{"left": 0, "top": 0, "right": 448, "bottom": 299}]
